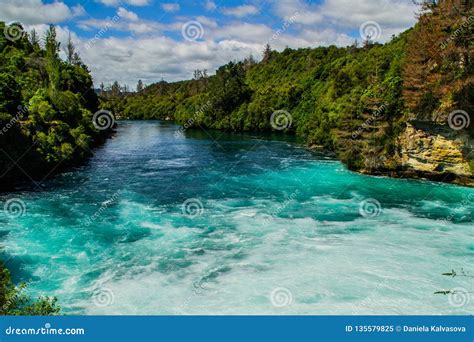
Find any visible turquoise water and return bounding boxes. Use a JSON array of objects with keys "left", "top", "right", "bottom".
[{"left": 1, "top": 121, "right": 473, "bottom": 314}]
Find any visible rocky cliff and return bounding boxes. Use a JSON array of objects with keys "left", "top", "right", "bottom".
[{"left": 394, "top": 122, "right": 473, "bottom": 186}]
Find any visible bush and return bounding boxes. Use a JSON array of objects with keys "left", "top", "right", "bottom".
[{"left": 0, "top": 264, "right": 60, "bottom": 315}]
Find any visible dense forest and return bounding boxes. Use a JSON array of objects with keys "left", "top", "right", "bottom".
[
  {"left": 0, "top": 22, "right": 113, "bottom": 313},
  {"left": 102, "top": 0, "right": 473, "bottom": 185},
  {"left": 0, "top": 22, "right": 112, "bottom": 192}
]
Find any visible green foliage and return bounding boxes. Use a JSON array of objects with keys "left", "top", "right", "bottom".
[
  {"left": 102, "top": 2, "right": 471, "bottom": 174},
  {"left": 44, "top": 25, "right": 61, "bottom": 92},
  {"left": 0, "top": 22, "right": 108, "bottom": 189},
  {"left": 104, "top": 35, "right": 409, "bottom": 171},
  {"left": 0, "top": 264, "right": 60, "bottom": 315},
  {"left": 0, "top": 73, "right": 20, "bottom": 113},
  {"left": 201, "top": 61, "right": 252, "bottom": 128},
  {"left": 402, "top": 0, "right": 473, "bottom": 134}
]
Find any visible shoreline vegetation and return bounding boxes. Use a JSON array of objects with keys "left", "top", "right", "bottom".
[
  {"left": 0, "top": 23, "right": 113, "bottom": 192},
  {"left": 0, "top": 263, "right": 60, "bottom": 315},
  {"left": 101, "top": 0, "right": 473, "bottom": 187}
]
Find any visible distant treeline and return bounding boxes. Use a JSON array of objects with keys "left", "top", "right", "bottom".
[{"left": 102, "top": 1, "right": 473, "bottom": 174}]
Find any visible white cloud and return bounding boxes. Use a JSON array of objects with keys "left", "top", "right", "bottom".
[
  {"left": 78, "top": 7, "right": 162, "bottom": 34},
  {"left": 72, "top": 5, "right": 87, "bottom": 17},
  {"left": 0, "top": 0, "right": 81, "bottom": 25},
  {"left": 272, "top": 0, "right": 418, "bottom": 42},
  {"left": 161, "top": 3, "right": 180, "bottom": 12},
  {"left": 319, "top": 0, "right": 417, "bottom": 28},
  {"left": 194, "top": 16, "right": 218, "bottom": 29},
  {"left": 127, "top": 0, "right": 151, "bottom": 5},
  {"left": 97, "top": 0, "right": 151, "bottom": 7},
  {"left": 205, "top": 1, "right": 217, "bottom": 11},
  {"left": 222, "top": 5, "right": 259, "bottom": 18},
  {"left": 78, "top": 18, "right": 161, "bottom": 35},
  {"left": 272, "top": 0, "right": 322, "bottom": 25},
  {"left": 117, "top": 7, "right": 139, "bottom": 21},
  {"left": 211, "top": 23, "right": 273, "bottom": 44}
]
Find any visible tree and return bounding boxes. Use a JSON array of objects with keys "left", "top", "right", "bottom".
[
  {"left": 0, "top": 264, "right": 60, "bottom": 315},
  {"left": 193, "top": 69, "right": 202, "bottom": 80},
  {"left": 66, "top": 33, "right": 75, "bottom": 64},
  {"left": 204, "top": 61, "right": 252, "bottom": 126},
  {"left": 65, "top": 33, "right": 82, "bottom": 66},
  {"left": 136, "top": 79, "right": 144, "bottom": 92},
  {"left": 402, "top": 0, "right": 473, "bottom": 124},
  {"left": 244, "top": 53, "right": 256, "bottom": 69},
  {"left": 0, "top": 22, "right": 109, "bottom": 189},
  {"left": 44, "top": 25, "right": 60, "bottom": 91},
  {"left": 363, "top": 37, "right": 373, "bottom": 49},
  {"left": 29, "top": 29, "right": 40, "bottom": 50},
  {"left": 111, "top": 81, "right": 121, "bottom": 96},
  {"left": 262, "top": 43, "right": 272, "bottom": 63}
]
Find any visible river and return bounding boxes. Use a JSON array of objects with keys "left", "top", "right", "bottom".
[{"left": 1, "top": 121, "right": 472, "bottom": 314}]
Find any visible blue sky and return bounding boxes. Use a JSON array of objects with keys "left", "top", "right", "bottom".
[{"left": 0, "top": 0, "right": 419, "bottom": 87}]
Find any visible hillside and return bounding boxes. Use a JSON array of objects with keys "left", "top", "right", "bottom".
[
  {"left": 103, "top": 1, "right": 473, "bottom": 186},
  {"left": 0, "top": 22, "right": 112, "bottom": 191}
]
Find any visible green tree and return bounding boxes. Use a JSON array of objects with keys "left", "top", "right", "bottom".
[
  {"left": 0, "top": 264, "right": 60, "bottom": 315},
  {"left": 44, "top": 25, "right": 60, "bottom": 92},
  {"left": 136, "top": 79, "right": 144, "bottom": 92}
]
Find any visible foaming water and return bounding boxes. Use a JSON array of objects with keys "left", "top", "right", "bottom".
[{"left": 1, "top": 121, "right": 473, "bottom": 314}]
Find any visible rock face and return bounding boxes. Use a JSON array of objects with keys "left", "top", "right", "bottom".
[{"left": 396, "top": 122, "right": 473, "bottom": 186}]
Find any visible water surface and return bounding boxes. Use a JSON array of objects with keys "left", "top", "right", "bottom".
[{"left": 1, "top": 121, "right": 473, "bottom": 314}]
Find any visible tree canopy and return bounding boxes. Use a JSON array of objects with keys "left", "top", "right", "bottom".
[{"left": 0, "top": 22, "right": 111, "bottom": 190}]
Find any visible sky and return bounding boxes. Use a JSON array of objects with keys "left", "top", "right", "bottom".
[{"left": 0, "top": 0, "right": 420, "bottom": 88}]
